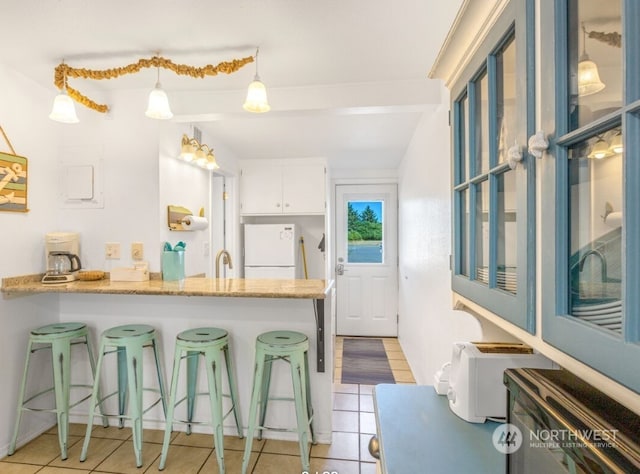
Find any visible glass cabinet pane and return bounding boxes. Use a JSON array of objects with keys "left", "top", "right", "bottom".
[
  {"left": 459, "top": 188, "right": 470, "bottom": 277},
  {"left": 497, "top": 170, "right": 517, "bottom": 294},
  {"left": 475, "top": 73, "right": 490, "bottom": 175},
  {"left": 569, "top": 0, "right": 622, "bottom": 131},
  {"left": 475, "top": 180, "right": 489, "bottom": 284},
  {"left": 497, "top": 37, "right": 517, "bottom": 165},
  {"left": 568, "top": 128, "right": 623, "bottom": 334},
  {"left": 462, "top": 96, "right": 469, "bottom": 182}
]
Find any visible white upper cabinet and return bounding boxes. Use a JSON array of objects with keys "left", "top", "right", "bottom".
[{"left": 240, "top": 161, "right": 326, "bottom": 216}]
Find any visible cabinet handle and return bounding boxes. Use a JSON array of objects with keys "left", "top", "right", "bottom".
[
  {"left": 528, "top": 131, "right": 549, "bottom": 158},
  {"left": 285, "top": 203, "right": 290, "bottom": 207},
  {"left": 276, "top": 203, "right": 281, "bottom": 208}
]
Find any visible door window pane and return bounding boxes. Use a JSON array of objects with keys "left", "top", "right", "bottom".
[
  {"left": 475, "top": 180, "right": 489, "bottom": 283},
  {"left": 497, "top": 37, "right": 517, "bottom": 165},
  {"left": 568, "top": 128, "right": 623, "bottom": 334},
  {"left": 347, "top": 201, "right": 383, "bottom": 263},
  {"left": 475, "top": 72, "right": 490, "bottom": 175},
  {"left": 497, "top": 170, "right": 517, "bottom": 294},
  {"left": 569, "top": 0, "right": 622, "bottom": 131}
]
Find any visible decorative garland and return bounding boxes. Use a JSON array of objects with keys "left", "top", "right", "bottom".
[
  {"left": 53, "top": 54, "right": 255, "bottom": 113},
  {"left": 587, "top": 30, "right": 622, "bottom": 49}
]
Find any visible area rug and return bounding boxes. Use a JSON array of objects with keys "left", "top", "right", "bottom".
[{"left": 341, "top": 338, "right": 395, "bottom": 385}]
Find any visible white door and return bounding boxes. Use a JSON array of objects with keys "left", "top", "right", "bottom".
[{"left": 335, "top": 184, "right": 398, "bottom": 336}]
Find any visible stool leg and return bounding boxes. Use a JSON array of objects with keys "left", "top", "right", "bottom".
[
  {"left": 303, "top": 350, "right": 315, "bottom": 443},
  {"left": 242, "top": 350, "right": 266, "bottom": 474},
  {"left": 222, "top": 343, "right": 243, "bottom": 438},
  {"left": 116, "top": 347, "right": 128, "bottom": 429},
  {"left": 159, "top": 345, "right": 183, "bottom": 471},
  {"left": 125, "top": 343, "right": 145, "bottom": 468},
  {"left": 50, "top": 338, "right": 72, "bottom": 460},
  {"left": 205, "top": 347, "right": 226, "bottom": 474},
  {"left": 8, "top": 338, "right": 35, "bottom": 456},
  {"left": 81, "top": 340, "right": 107, "bottom": 462},
  {"left": 152, "top": 338, "right": 168, "bottom": 418},
  {"left": 257, "top": 356, "right": 273, "bottom": 441},
  {"left": 290, "top": 351, "right": 311, "bottom": 471},
  {"left": 185, "top": 350, "right": 200, "bottom": 435},
  {"left": 84, "top": 334, "right": 108, "bottom": 428}
]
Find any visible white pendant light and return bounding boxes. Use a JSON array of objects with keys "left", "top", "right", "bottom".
[
  {"left": 49, "top": 71, "right": 79, "bottom": 124},
  {"left": 243, "top": 47, "right": 270, "bottom": 113},
  {"left": 578, "top": 24, "right": 605, "bottom": 97},
  {"left": 145, "top": 66, "right": 173, "bottom": 119}
]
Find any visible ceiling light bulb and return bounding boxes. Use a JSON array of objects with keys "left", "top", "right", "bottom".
[
  {"left": 195, "top": 146, "right": 207, "bottom": 166},
  {"left": 243, "top": 47, "right": 270, "bottom": 113},
  {"left": 49, "top": 88, "right": 79, "bottom": 124},
  {"left": 146, "top": 79, "right": 173, "bottom": 119},
  {"left": 244, "top": 78, "right": 271, "bottom": 113},
  {"left": 180, "top": 135, "right": 196, "bottom": 161},
  {"left": 206, "top": 149, "right": 220, "bottom": 170},
  {"left": 609, "top": 132, "right": 623, "bottom": 154},
  {"left": 588, "top": 138, "right": 613, "bottom": 159},
  {"left": 578, "top": 24, "right": 605, "bottom": 97}
]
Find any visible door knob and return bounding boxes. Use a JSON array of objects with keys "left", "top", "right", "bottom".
[{"left": 335, "top": 263, "right": 346, "bottom": 275}]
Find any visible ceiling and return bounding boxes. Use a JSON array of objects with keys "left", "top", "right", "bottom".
[{"left": 0, "top": 0, "right": 463, "bottom": 169}]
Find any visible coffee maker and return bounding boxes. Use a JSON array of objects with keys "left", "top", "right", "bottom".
[{"left": 42, "top": 232, "right": 82, "bottom": 284}]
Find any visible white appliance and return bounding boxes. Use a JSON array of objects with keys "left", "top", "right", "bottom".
[
  {"left": 244, "top": 224, "right": 299, "bottom": 279},
  {"left": 446, "top": 342, "right": 557, "bottom": 423}
]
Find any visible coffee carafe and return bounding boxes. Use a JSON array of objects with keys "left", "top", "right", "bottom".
[{"left": 42, "top": 232, "right": 82, "bottom": 284}]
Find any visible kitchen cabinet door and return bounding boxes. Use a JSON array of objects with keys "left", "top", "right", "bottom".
[
  {"left": 240, "top": 162, "right": 326, "bottom": 216},
  {"left": 240, "top": 165, "right": 282, "bottom": 215},
  {"left": 539, "top": 0, "right": 640, "bottom": 393},
  {"left": 282, "top": 163, "right": 326, "bottom": 214}
]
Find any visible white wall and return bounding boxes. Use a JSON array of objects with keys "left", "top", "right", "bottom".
[{"left": 396, "top": 93, "right": 485, "bottom": 384}]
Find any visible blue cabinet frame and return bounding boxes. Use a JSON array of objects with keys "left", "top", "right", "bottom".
[
  {"left": 540, "top": 0, "right": 640, "bottom": 393},
  {"left": 450, "top": 0, "right": 536, "bottom": 333}
]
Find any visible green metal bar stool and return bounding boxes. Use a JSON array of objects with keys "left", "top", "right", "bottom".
[
  {"left": 159, "top": 327, "right": 243, "bottom": 473},
  {"left": 80, "top": 324, "right": 167, "bottom": 468},
  {"left": 241, "top": 330, "right": 315, "bottom": 474},
  {"left": 8, "top": 322, "right": 105, "bottom": 460}
]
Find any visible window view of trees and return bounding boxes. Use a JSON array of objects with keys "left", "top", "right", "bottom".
[
  {"left": 347, "top": 201, "right": 383, "bottom": 263},
  {"left": 348, "top": 203, "right": 382, "bottom": 241}
]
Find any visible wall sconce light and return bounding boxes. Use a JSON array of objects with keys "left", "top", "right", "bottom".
[
  {"left": 588, "top": 137, "right": 614, "bottom": 159},
  {"left": 609, "top": 131, "right": 623, "bottom": 154},
  {"left": 49, "top": 53, "right": 255, "bottom": 123},
  {"left": 243, "top": 47, "right": 271, "bottom": 113},
  {"left": 178, "top": 134, "right": 219, "bottom": 170},
  {"left": 578, "top": 23, "right": 606, "bottom": 97}
]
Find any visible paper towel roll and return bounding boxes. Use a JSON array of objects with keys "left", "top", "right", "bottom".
[
  {"left": 181, "top": 215, "right": 208, "bottom": 230},
  {"left": 605, "top": 211, "right": 622, "bottom": 228}
]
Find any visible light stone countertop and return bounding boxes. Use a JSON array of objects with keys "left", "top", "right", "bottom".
[{"left": 1, "top": 274, "right": 330, "bottom": 299}]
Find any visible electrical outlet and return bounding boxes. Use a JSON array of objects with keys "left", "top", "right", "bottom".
[
  {"left": 131, "top": 242, "right": 144, "bottom": 260},
  {"left": 105, "top": 242, "right": 121, "bottom": 259}
]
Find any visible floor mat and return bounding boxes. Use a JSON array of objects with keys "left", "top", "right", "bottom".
[{"left": 341, "top": 338, "right": 395, "bottom": 385}]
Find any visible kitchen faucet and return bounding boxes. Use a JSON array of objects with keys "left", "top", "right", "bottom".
[
  {"left": 578, "top": 249, "right": 607, "bottom": 282},
  {"left": 215, "top": 249, "right": 233, "bottom": 278}
]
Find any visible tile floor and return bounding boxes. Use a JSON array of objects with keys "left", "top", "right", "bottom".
[{"left": 0, "top": 337, "right": 415, "bottom": 474}]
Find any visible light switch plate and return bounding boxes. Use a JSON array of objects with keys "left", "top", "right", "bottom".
[
  {"left": 131, "top": 242, "right": 144, "bottom": 260},
  {"left": 105, "top": 242, "right": 121, "bottom": 259}
]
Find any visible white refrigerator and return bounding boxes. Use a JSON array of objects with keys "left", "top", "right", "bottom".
[{"left": 244, "top": 224, "right": 299, "bottom": 279}]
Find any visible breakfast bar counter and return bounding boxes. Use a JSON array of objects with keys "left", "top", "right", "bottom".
[
  {"left": 1, "top": 274, "right": 329, "bottom": 299},
  {"left": 2, "top": 275, "right": 335, "bottom": 443}
]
